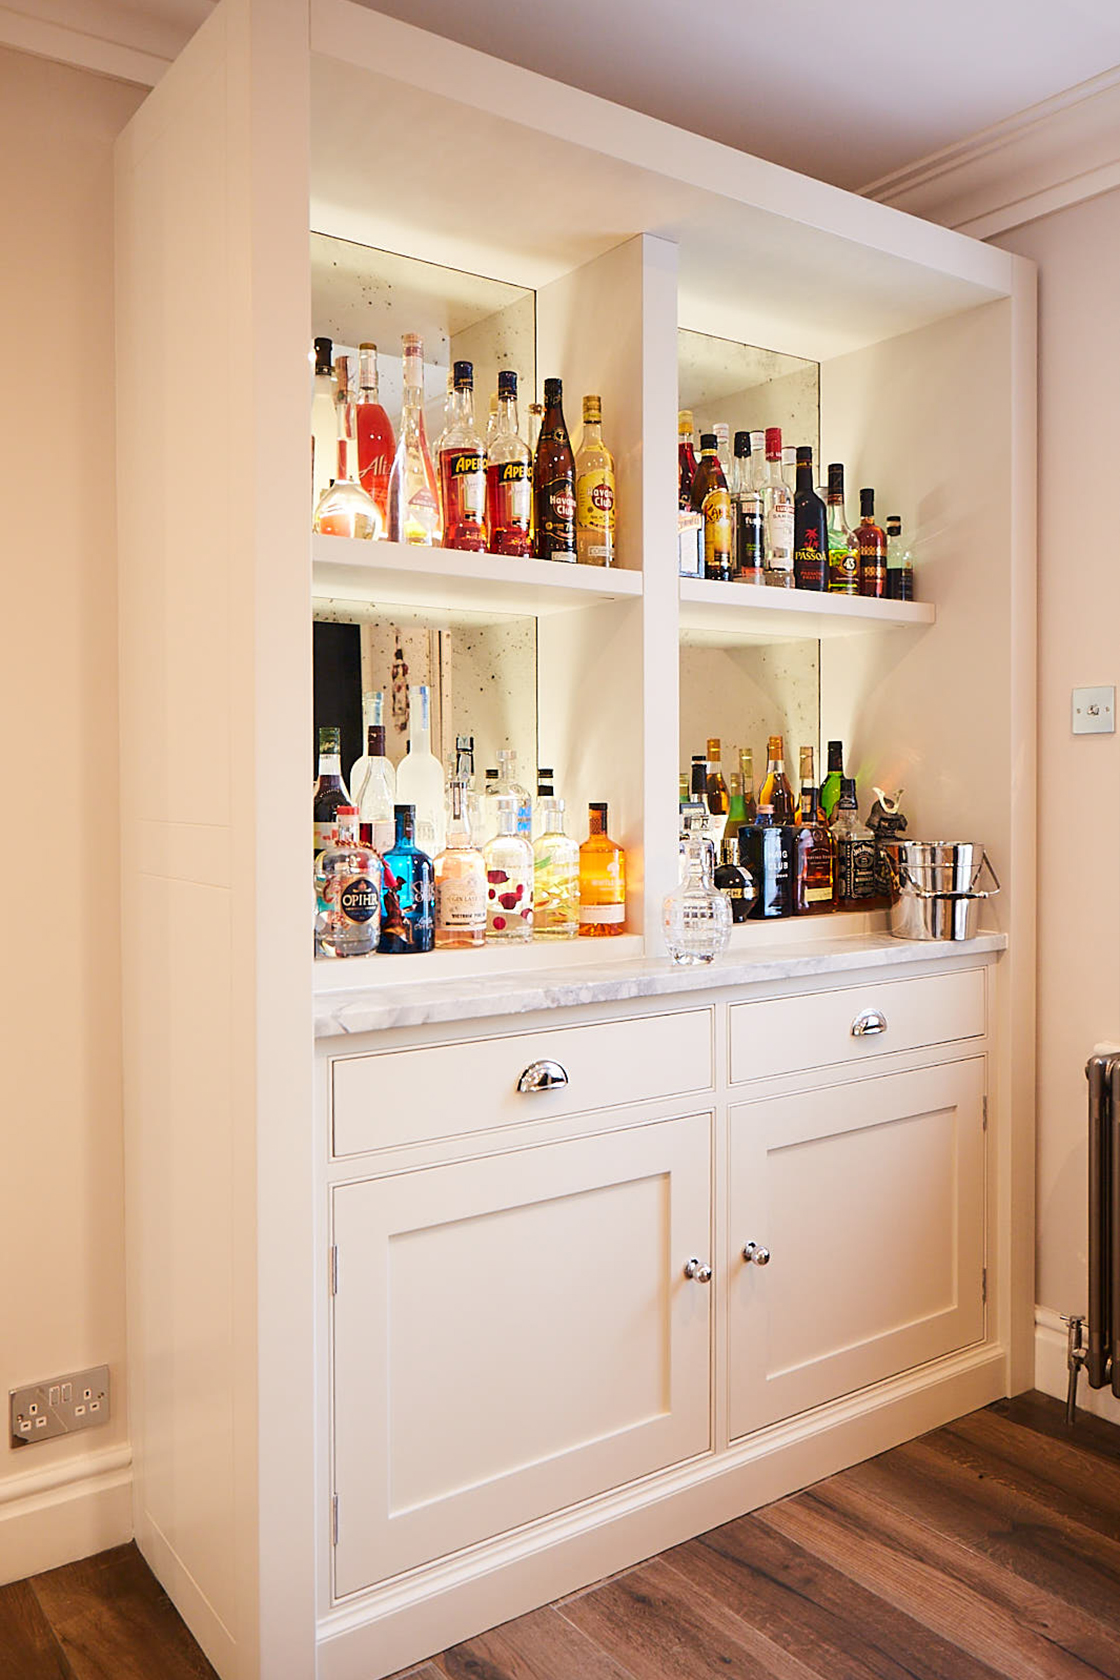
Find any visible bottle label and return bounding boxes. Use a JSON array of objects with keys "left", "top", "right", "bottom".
[
  {"left": 436, "top": 874, "right": 487, "bottom": 930},
  {"left": 702, "top": 487, "right": 732, "bottom": 572},
  {"left": 486, "top": 864, "right": 534, "bottom": 933},
  {"left": 735, "top": 502, "right": 764, "bottom": 573},
  {"left": 337, "top": 874, "right": 380, "bottom": 923},
  {"left": 829, "top": 540, "right": 859, "bottom": 588},
  {"left": 579, "top": 902, "right": 626, "bottom": 924},
  {"left": 486, "top": 459, "right": 531, "bottom": 550},
  {"left": 538, "top": 476, "right": 577, "bottom": 560},
  {"left": 440, "top": 448, "right": 486, "bottom": 530},
  {"left": 837, "top": 835, "right": 877, "bottom": 900},
  {"left": 767, "top": 500, "right": 794, "bottom": 558},
  {"left": 313, "top": 820, "right": 336, "bottom": 855},
  {"left": 577, "top": 470, "right": 616, "bottom": 532},
  {"left": 794, "top": 528, "right": 826, "bottom": 589}
]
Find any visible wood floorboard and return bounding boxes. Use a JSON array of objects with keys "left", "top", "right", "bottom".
[
  {"left": 0, "top": 1580, "right": 73, "bottom": 1680},
  {"left": 4, "top": 1397, "right": 1120, "bottom": 1680},
  {"left": 28, "top": 1544, "right": 216, "bottom": 1680}
]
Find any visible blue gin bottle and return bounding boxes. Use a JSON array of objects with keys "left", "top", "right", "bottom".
[{"left": 378, "top": 804, "right": 435, "bottom": 954}]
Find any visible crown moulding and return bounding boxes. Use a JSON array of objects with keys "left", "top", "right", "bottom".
[{"left": 861, "top": 63, "right": 1120, "bottom": 240}]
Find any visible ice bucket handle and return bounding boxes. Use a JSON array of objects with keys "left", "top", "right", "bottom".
[{"left": 902, "top": 850, "right": 1001, "bottom": 901}]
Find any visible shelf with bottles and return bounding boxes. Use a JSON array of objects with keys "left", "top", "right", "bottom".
[{"left": 679, "top": 577, "right": 934, "bottom": 643}]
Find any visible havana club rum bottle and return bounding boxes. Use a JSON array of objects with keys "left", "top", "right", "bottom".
[
  {"left": 485, "top": 369, "right": 532, "bottom": 556},
  {"left": 387, "top": 333, "right": 440, "bottom": 546},
  {"left": 438, "top": 360, "right": 487, "bottom": 551},
  {"left": 575, "top": 395, "right": 616, "bottom": 566},
  {"left": 534, "top": 377, "right": 577, "bottom": 562}
]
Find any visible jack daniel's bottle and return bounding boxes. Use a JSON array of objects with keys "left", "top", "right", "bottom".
[
  {"left": 831, "top": 778, "right": 876, "bottom": 905},
  {"left": 534, "top": 377, "right": 577, "bottom": 562}
]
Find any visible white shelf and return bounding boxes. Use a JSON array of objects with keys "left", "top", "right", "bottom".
[
  {"left": 313, "top": 933, "right": 645, "bottom": 992},
  {"left": 312, "top": 534, "right": 643, "bottom": 620},
  {"left": 678, "top": 577, "right": 935, "bottom": 644}
]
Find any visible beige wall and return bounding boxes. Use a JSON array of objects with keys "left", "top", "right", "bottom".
[
  {"left": 995, "top": 192, "right": 1120, "bottom": 1318},
  {"left": 0, "top": 46, "right": 143, "bottom": 1566}
]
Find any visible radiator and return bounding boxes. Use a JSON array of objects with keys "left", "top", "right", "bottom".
[{"left": 1067, "top": 1052, "right": 1120, "bottom": 1419}]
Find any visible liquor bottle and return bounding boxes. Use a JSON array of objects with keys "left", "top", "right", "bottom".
[
  {"left": 781, "top": 446, "right": 797, "bottom": 492},
  {"left": 313, "top": 725, "right": 350, "bottom": 861},
  {"left": 434, "top": 779, "right": 488, "bottom": 948},
  {"left": 533, "top": 795, "right": 580, "bottom": 938},
  {"left": 820, "top": 740, "right": 845, "bottom": 820},
  {"left": 663, "top": 830, "right": 731, "bottom": 965},
  {"left": 795, "top": 745, "right": 815, "bottom": 823},
  {"left": 579, "top": 802, "right": 626, "bottom": 936},
  {"left": 826, "top": 463, "right": 859, "bottom": 594},
  {"left": 792, "top": 445, "right": 828, "bottom": 591},
  {"left": 484, "top": 796, "right": 534, "bottom": 940},
  {"left": 679, "top": 772, "right": 690, "bottom": 807},
  {"left": 438, "top": 360, "right": 488, "bottom": 551},
  {"left": 534, "top": 376, "right": 577, "bottom": 562},
  {"left": 740, "top": 747, "right": 758, "bottom": 823},
  {"left": 705, "top": 737, "right": 730, "bottom": 844},
  {"left": 533, "top": 767, "right": 556, "bottom": 838},
  {"left": 319, "top": 806, "right": 381, "bottom": 957},
  {"left": 387, "top": 333, "right": 441, "bottom": 545},
  {"left": 355, "top": 343, "right": 394, "bottom": 528},
  {"left": 727, "top": 771, "right": 747, "bottom": 828},
  {"left": 688, "top": 754, "right": 709, "bottom": 828},
  {"left": 495, "top": 747, "right": 532, "bottom": 838},
  {"left": 486, "top": 369, "right": 532, "bottom": 557},
  {"left": 831, "top": 777, "right": 877, "bottom": 905},
  {"left": 395, "top": 684, "right": 446, "bottom": 857},
  {"left": 762, "top": 427, "right": 794, "bottom": 587},
  {"left": 480, "top": 768, "right": 501, "bottom": 841},
  {"left": 715, "top": 834, "right": 755, "bottom": 924},
  {"left": 378, "top": 805, "right": 435, "bottom": 953},
  {"left": 885, "top": 515, "right": 914, "bottom": 601},
  {"left": 758, "top": 734, "right": 795, "bottom": 824},
  {"left": 575, "top": 395, "right": 616, "bottom": 566},
  {"left": 678, "top": 410, "right": 698, "bottom": 509},
  {"left": 794, "top": 785, "right": 835, "bottom": 914},
  {"left": 334, "top": 354, "right": 361, "bottom": 484},
  {"left": 742, "top": 807, "right": 795, "bottom": 919},
  {"left": 452, "top": 734, "right": 481, "bottom": 841},
  {"left": 352, "top": 717, "right": 396, "bottom": 855},
  {"left": 713, "top": 422, "right": 731, "bottom": 481},
  {"left": 311, "top": 336, "right": 337, "bottom": 510},
  {"left": 691, "top": 432, "right": 732, "bottom": 582},
  {"left": 732, "top": 431, "right": 765, "bottom": 585},
  {"left": 856, "top": 489, "right": 887, "bottom": 598},
  {"left": 313, "top": 359, "right": 379, "bottom": 539}
]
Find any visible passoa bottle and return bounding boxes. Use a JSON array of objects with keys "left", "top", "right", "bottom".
[
  {"left": 434, "top": 779, "right": 488, "bottom": 948},
  {"left": 438, "top": 360, "right": 488, "bottom": 551},
  {"left": 758, "top": 734, "right": 795, "bottom": 824},
  {"left": 534, "top": 377, "right": 577, "bottom": 562},
  {"left": 826, "top": 463, "right": 859, "bottom": 594},
  {"left": 575, "top": 395, "right": 616, "bottom": 566},
  {"left": 378, "top": 805, "right": 435, "bottom": 953},
  {"left": 486, "top": 369, "right": 532, "bottom": 556},
  {"left": 691, "top": 432, "right": 732, "bottom": 582},
  {"left": 793, "top": 445, "right": 828, "bottom": 591},
  {"left": 579, "top": 802, "right": 626, "bottom": 936},
  {"left": 387, "top": 333, "right": 441, "bottom": 545},
  {"left": 856, "top": 489, "right": 887, "bottom": 598},
  {"left": 355, "top": 343, "right": 394, "bottom": 530},
  {"left": 395, "top": 684, "right": 446, "bottom": 858}
]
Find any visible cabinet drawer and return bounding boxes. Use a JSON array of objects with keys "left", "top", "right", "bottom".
[
  {"left": 729, "top": 968, "right": 985, "bottom": 1085},
  {"left": 332, "top": 1007, "right": 714, "bottom": 1157}
]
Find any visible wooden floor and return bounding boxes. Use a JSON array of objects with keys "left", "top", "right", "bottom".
[{"left": 4, "top": 1393, "right": 1120, "bottom": 1680}]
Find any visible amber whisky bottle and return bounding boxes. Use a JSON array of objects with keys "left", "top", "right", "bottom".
[{"left": 533, "top": 377, "right": 577, "bottom": 562}]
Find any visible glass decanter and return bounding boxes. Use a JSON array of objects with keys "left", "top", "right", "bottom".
[{"left": 663, "top": 825, "right": 731, "bottom": 966}]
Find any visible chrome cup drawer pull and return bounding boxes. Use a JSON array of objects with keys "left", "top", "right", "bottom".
[
  {"left": 851, "top": 1009, "right": 887, "bottom": 1038},
  {"left": 684, "top": 1257, "right": 713, "bottom": 1283},
  {"left": 516, "top": 1059, "right": 569, "bottom": 1094},
  {"left": 742, "top": 1242, "right": 771, "bottom": 1266}
]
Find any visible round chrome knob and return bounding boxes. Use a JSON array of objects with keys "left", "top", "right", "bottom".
[
  {"left": 742, "top": 1242, "right": 771, "bottom": 1266},
  {"left": 683, "top": 1257, "right": 713, "bottom": 1283}
]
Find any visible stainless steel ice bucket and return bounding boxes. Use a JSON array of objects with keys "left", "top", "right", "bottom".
[{"left": 886, "top": 840, "right": 1000, "bottom": 941}]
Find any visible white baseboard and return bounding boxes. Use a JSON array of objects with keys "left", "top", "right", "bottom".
[
  {"left": 1035, "top": 1305, "right": 1120, "bottom": 1426},
  {"left": 0, "top": 1443, "right": 132, "bottom": 1585}
]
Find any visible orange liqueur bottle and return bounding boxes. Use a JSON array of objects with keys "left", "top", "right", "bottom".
[{"left": 578, "top": 802, "right": 626, "bottom": 936}]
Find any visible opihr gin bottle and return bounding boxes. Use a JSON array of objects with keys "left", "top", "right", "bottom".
[
  {"left": 438, "top": 360, "right": 488, "bottom": 550},
  {"left": 318, "top": 806, "right": 381, "bottom": 957},
  {"left": 483, "top": 795, "right": 534, "bottom": 941},
  {"left": 486, "top": 369, "right": 532, "bottom": 556}
]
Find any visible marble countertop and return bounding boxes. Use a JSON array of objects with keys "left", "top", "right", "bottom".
[{"left": 314, "top": 931, "right": 1007, "bottom": 1039}]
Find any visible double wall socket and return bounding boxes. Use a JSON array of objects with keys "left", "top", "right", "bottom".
[{"left": 10, "top": 1366, "right": 110, "bottom": 1446}]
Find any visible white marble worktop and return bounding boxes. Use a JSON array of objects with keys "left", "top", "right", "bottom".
[{"left": 313, "top": 931, "right": 1007, "bottom": 1039}]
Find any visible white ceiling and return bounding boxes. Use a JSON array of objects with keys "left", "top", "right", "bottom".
[{"left": 28, "top": 0, "right": 1120, "bottom": 190}]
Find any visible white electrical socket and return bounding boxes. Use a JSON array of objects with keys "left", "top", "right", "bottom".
[{"left": 10, "top": 1366, "right": 110, "bottom": 1446}]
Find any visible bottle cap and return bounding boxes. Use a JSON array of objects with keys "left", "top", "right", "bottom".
[
  {"left": 722, "top": 836, "right": 740, "bottom": 865},
  {"left": 538, "top": 767, "right": 555, "bottom": 779},
  {"left": 359, "top": 341, "right": 376, "bottom": 352},
  {"left": 401, "top": 332, "right": 422, "bottom": 354},
  {"left": 334, "top": 353, "right": 350, "bottom": 394},
  {"left": 544, "top": 376, "right": 563, "bottom": 402},
  {"left": 337, "top": 806, "right": 358, "bottom": 817},
  {"left": 485, "top": 768, "right": 499, "bottom": 781},
  {"left": 699, "top": 432, "right": 718, "bottom": 450},
  {"left": 589, "top": 801, "right": 608, "bottom": 814},
  {"left": 498, "top": 369, "right": 517, "bottom": 397},
  {"left": 679, "top": 409, "right": 694, "bottom": 434},
  {"left": 767, "top": 734, "right": 783, "bottom": 756},
  {"left": 765, "top": 426, "right": 782, "bottom": 459},
  {"left": 313, "top": 336, "right": 333, "bottom": 374},
  {"left": 733, "top": 431, "right": 751, "bottom": 457},
  {"left": 827, "top": 463, "right": 844, "bottom": 494},
  {"left": 583, "top": 395, "right": 602, "bottom": 422},
  {"left": 886, "top": 515, "right": 901, "bottom": 533},
  {"left": 827, "top": 739, "right": 843, "bottom": 766},
  {"left": 840, "top": 777, "right": 856, "bottom": 797},
  {"left": 394, "top": 803, "right": 416, "bottom": 819},
  {"left": 796, "top": 445, "right": 813, "bottom": 466},
  {"left": 706, "top": 737, "right": 721, "bottom": 758},
  {"left": 367, "top": 724, "right": 386, "bottom": 756},
  {"left": 453, "top": 360, "right": 473, "bottom": 390},
  {"left": 860, "top": 488, "right": 875, "bottom": 517},
  {"left": 319, "top": 725, "right": 341, "bottom": 752},
  {"left": 713, "top": 422, "right": 729, "bottom": 443}
]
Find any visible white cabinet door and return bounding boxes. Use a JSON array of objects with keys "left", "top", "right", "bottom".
[
  {"left": 332, "top": 1113, "right": 713, "bottom": 1597},
  {"left": 728, "top": 1060, "right": 985, "bottom": 1439}
]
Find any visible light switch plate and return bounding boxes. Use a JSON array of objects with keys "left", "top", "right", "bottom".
[
  {"left": 10, "top": 1366, "right": 110, "bottom": 1446},
  {"left": 1072, "top": 686, "right": 1115, "bottom": 734}
]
